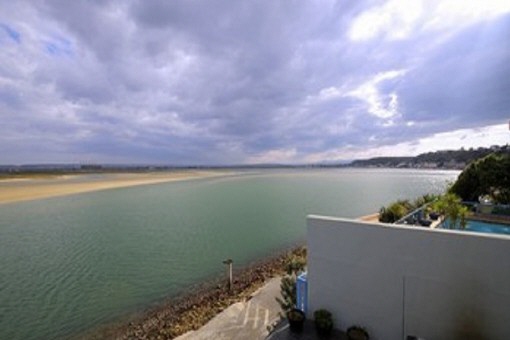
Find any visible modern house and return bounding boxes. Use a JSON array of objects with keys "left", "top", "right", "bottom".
[{"left": 306, "top": 215, "right": 510, "bottom": 340}]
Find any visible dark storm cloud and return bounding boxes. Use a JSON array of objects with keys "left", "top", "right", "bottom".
[{"left": 0, "top": 0, "right": 508, "bottom": 164}]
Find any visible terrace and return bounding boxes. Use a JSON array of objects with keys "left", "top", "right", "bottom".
[
  {"left": 394, "top": 200, "right": 510, "bottom": 235},
  {"left": 295, "top": 215, "right": 510, "bottom": 339}
]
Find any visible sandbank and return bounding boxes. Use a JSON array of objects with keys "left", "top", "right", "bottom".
[{"left": 0, "top": 171, "right": 228, "bottom": 205}]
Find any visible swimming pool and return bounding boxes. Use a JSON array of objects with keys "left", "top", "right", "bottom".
[{"left": 443, "top": 219, "right": 510, "bottom": 235}]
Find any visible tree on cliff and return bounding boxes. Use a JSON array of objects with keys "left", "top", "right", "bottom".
[{"left": 450, "top": 153, "right": 510, "bottom": 204}]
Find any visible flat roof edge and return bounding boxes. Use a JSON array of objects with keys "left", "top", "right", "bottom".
[{"left": 307, "top": 214, "right": 510, "bottom": 241}]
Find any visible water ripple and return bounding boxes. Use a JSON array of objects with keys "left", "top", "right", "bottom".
[{"left": 0, "top": 170, "right": 457, "bottom": 340}]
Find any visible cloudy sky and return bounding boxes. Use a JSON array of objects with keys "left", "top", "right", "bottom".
[{"left": 1, "top": 0, "right": 509, "bottom": 165}]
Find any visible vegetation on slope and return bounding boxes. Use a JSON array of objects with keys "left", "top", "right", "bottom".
[
  {"left": 450, "top": 152, "right": 510, "bottom": 204},
  {"left": 379, "top": 150, "right": 510, "bottom": 228},
  {"left": 351, "top": 144, "right": 509, "bottom": 169}
]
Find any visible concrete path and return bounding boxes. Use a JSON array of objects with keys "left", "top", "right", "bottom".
[{"left": 176, "top": 277, "right": 282, "bottom": 340}]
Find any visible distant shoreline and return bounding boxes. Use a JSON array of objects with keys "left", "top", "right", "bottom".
[
  {"left": 2, "top": 144, "right": 505, "bottom": 175},
  {"left": 0, "top": 171, "right": 230, "bottom": 205},
  {"left": 0, "top": 168, "right": 459, "bottom": 206}
]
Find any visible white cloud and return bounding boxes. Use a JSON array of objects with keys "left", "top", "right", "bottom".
[
  {"left": 347, "top": 70, "right": 406, "bottom": 119},
  {"left": 349, "top": 0, "right": 510, "bottom": 41},
  {"left": 303, "top": 123, "right": 509, "bottom": 163},
  {"left": 425, "top": 0, "right": 510, "bottom": 31},
  {"left": 402, "top": 123, "right": 510, "bottom": 154},
  {"left": 304, "top": 86, "right": 345, "bottom": 105},
  {"left": 0, "top": 1, "right": 508, "bottom": 164},
  {"left": 349, "top": 0, "right": 423, "bottom": 41},
  {"left": 317, "top": 86, "right": 343, "bottom": 101}
]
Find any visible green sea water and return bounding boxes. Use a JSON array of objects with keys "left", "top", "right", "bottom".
[{"left": 0, "top": 169, "right": 458, "bottom": 339}]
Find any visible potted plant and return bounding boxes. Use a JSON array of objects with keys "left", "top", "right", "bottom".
[
  {"left": 314, "top": 309, "right": 333, "bottom": 335},
  {"left": 347, "top": 325, "right": 370, "bottom": 340},
  {"left": 276, "top": 253, "right": 307, "bottom": 333},
  {"left": 287, "top": 308, "right": 305, "bottom": 332}
]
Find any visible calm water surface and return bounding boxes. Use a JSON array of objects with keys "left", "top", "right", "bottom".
[{"left": 0, "top": 169, "right": 458, "bottom": 339}]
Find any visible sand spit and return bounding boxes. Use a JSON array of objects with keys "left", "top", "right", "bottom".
[{"left": 0, "top": 171, "right": 228, "bottom": 205}]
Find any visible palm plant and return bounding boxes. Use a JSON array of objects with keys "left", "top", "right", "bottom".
[{"left": 431, "top": 193, "right": 469, "bottom": 229}]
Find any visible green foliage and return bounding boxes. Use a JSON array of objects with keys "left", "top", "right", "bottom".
[
  {"left": 314, "top": 309, "right": 333, "bottom": 333},
  {"left": 276, "top": 252, "right": 306, "bottom": 313},
  {"left": 431, "top": 193, "right": 469, "bottom": 229},
  {"left": 351, "top": 145, "right": 509, "bottom": 169},
  {"left": 379, "top": 201, "right": 408, "bottom": 223},
  {"left": 413, "top": 193, "right": 440, "bottom": 208},
  {"left": 276, "top": 276, "right": 297, "bottom": 313},
  {"left": 379, "top": 194, "right": 438, "bottom": 223},
  {"left": 284, "top": 255, "right": 306, "bottom": 276},
  {"left": 450, "top": 153, "right": 510, "bottom": 204}
]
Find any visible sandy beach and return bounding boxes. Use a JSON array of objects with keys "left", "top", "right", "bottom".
[{"left": 0, "top": 171, "right": 228, "bottom": 205}]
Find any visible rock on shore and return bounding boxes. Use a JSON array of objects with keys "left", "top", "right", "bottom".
[{"left": 81, "top": 247, "right": 306, "bottom": 340}]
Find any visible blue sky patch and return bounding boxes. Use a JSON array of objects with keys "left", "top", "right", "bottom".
[
  {"left": 0, "top": 23, "right": 20, "bottom": 43},
  {"left": 44, "top": 37, "right": 73, "bottom": 56}
]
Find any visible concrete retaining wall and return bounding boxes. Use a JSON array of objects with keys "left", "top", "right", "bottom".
[{"left": 307, "top": 215, "right": 510, "bottom": 340}]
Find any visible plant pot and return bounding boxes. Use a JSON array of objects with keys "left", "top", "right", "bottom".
[
  {"left": 287, "top": 308, "right": 305, "bottom": 332},
  {"left": 315, "top": 324, "right": 333, "bottom": 336},
  {"left": 314, "top": 309, "right": 333, "bottom": 336},
  {"left": 347, "top": 326, "right": 370, "bottom": 340}
]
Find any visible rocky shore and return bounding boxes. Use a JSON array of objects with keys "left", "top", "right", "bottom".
[{"left": 80, "top": 247, "right": 306, "bottom": 340}]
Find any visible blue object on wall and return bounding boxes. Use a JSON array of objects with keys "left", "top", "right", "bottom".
[{"left": 296, "top": 272, "right": 308, "bottom": 313}]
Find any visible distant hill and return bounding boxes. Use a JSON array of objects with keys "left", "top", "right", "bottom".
[
  {"left": 349, "top": 145, "right": 510, "bottom": 170},
  {"left": 1, "top": 145, "right": 509, "bottom": 173}
]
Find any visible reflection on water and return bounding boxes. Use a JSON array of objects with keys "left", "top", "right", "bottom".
[{"left": 0, "top": 169, "right": 457, "bottom": 339}]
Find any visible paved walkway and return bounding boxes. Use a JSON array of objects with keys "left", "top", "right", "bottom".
[
  {"left": 267, "top": 320, "right": 347, "bottom": 340},
  {"left": 176, "top": 277, "right": 282, "bottom": 340}
]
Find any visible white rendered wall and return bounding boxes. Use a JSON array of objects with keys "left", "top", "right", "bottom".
[{"left": 307, "top": 215, "right": 510, "bottom": 340}]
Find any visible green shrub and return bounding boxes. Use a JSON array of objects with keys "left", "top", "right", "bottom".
[
  {"left": 276, "top": 276, "right": 296, "bottom": 313},
  {"left": 276, "top": 252, "right": 306, "bottom": 313},
  {"left": 379, "top": 194, "right": 441, "bottom": 223},
  {"left": 314, "top": 309, "right": 333, "bottom": 334},
  {"left": 379, "top": 200, "right": 410, "bottom": 223},
  {"left": 431, "top": 193, "right": 469, "bottom": 229}
]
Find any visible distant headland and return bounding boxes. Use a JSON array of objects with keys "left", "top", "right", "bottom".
[
  {"left": 0, "top": 144, "right": 508, "bottom": 174},
  {"left": 348, "top": 144, "right": 509, "bottom": 170}
]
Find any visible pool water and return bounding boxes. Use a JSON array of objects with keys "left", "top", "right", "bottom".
[{"left": 462, "top": 220, "right": 510, "bottom": 235}]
